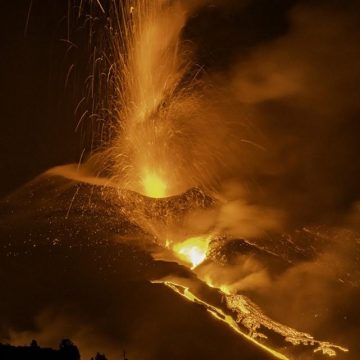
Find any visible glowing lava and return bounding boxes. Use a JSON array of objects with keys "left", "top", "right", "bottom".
[
  {"left": 152, "top": 281, "right": 348, "bottom": 359},
  {"left": 141, "top": 168, "right": 168, "bottom": 198},
  {"left": 173, "top": 235, "right": 211, "bottom": 268},
  {"left": 152, "top": 281, "right": 290, "bottom": 360}
]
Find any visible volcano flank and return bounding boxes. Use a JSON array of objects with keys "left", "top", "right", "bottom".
[{"left": 0, "top": 168, "right": 276, "bottom": 360}]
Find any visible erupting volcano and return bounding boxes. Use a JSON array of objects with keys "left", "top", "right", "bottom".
[{"left": 1, "top": 0, "right": 360, "bottom": 359}]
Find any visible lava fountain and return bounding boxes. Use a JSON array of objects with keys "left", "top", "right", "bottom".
[
  {"left": 141, "top": 168, "right": 168, "bottom": 198},
  {"left": 89, "top": 0, "right": 235, "bottom": 199},
  {"left": 104, "top": 0, "right": 194, "bottom": 197}
]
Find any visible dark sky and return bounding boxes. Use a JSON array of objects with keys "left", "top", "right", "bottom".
[{"left": 0, "top": 1, "right": 85, "bottom": 196}]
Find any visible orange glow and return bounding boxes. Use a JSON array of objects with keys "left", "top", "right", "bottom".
[
  {"left": 152, "top": 281, "right": 348, "bottom": 359},
  {"left": 141, "top": 168, "right": 167, "bottom": 198},
  {"left": 173, "top": 235, "right": 211, "bottom": 268},
  {"left": 152, "top": 281, "right": 290, "bottom": 360}
]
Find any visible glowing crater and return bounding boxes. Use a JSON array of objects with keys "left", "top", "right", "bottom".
[
  {"left": 173, "top": 235, "right": 211, "bottom": 268},
  {"left": 141, "top": 168, "right": 168, "bottom": 198}
]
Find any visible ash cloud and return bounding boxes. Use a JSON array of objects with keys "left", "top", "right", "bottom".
[
  {"left": 190, "top": 1, "right": 360, "bottom": 227},
  {"left": 178, "top": 0, "right": 360, "bottom": 247},
  {"left": 186, "top": 2, "right": 360, "bottom": 357}
]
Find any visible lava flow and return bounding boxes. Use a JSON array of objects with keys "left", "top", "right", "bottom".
[{"left": 151, "top": 280, "right": 289, "bottom": 360}]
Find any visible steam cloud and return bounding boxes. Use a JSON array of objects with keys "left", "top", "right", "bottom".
[
  {"left": 205, "top": 1, "right": 360, "bottom": 226},
  {"left": 186, "top": 2, "right": 360, "bottom": 356}
]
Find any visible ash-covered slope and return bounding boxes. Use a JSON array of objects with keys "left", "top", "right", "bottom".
[{"left": 0, "top": 168, "right": 273, "bottom": 360}]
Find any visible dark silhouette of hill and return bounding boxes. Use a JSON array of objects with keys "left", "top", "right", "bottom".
[
  {"left": 0, "top": 339, "right": 81, "bottom": 360},
  {"left": 0, "top": 339, "right": 119, "bottom": 360}
]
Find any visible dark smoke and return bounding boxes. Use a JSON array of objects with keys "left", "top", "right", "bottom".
[
  {"left": 183, "top": 0, "right": 360, "bottom": 227},
  {"left": 186, "top": 2, "right": 360, "bottom": 357}
]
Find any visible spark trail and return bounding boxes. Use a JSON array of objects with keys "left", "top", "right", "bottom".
[{"left": 90, "top": 0, "right": 233, "bottom": 197}]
